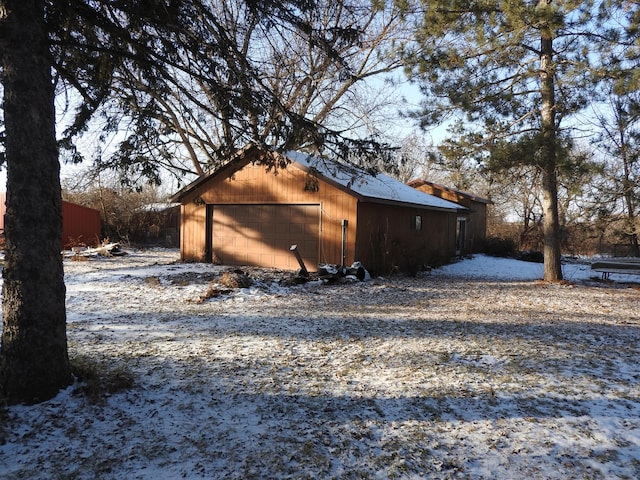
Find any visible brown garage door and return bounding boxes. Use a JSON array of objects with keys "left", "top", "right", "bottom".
[{"left": 212, "top": 204, "right": 320, "bottom": 271}]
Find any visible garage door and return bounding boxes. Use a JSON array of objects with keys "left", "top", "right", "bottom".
[{"left": 212, "top": 204, "right": 320, "bottom": 270}]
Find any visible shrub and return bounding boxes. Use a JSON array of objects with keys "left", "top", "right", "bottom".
[
  {"left": 477, "top": 236, "right": 518, "bottom": 258},
  {"left": 518, "top": 250, "right": 544, "bottom": 263}
]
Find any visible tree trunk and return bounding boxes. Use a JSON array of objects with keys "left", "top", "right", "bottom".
[
  {"left": 0, "top": 0, "right": 72, "bottom": 404},
  {"left": 539, "top": 18, "right": 563, "bottom": 282},
  {"left": 620, "top": 134, "right": 640, "bottom": 256}
]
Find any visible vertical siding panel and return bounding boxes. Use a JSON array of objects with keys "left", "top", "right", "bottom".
[
  {"left": 411, "top": 182, "right": 487, "bottom": 253},
  {"left": 179, "top": 204, "right": 186, "bottom": 260},
  {"left": 355, "top": 204, "right": 456, "bottom": 273},
  {"left": 61, "top": 202, "right": 101, "bottom": 248},
  {"left": 181, "top": 202, "right": 207, "bottom": 261}
]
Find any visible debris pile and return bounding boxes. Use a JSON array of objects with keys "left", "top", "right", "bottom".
[
  {"left": 65, "top": 242, "right": 124, "bottom": 259},
  {"left": 218, "top": 270, "right": 253, "bottom": 288},
  {"left": 193, "top": 269, "right": 254, "bottom": 303},
  {"left": 317, "top": 261, "right": 370, "bottom": 283}
]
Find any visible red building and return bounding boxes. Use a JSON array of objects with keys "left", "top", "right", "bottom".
[{"left": 0, "top": 193, "right": 101, "bottom": 249}]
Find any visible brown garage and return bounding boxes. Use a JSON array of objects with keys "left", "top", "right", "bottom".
[
  {"left": 408, "top": 179, "right": 490, "bottom": 256},
  {"left": 171, "top": 146, "right": 467, "bottom": 274}
]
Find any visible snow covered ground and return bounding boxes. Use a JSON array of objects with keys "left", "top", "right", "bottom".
[{"left": 1, "top": 250, "right": 639, "bottom": 479}]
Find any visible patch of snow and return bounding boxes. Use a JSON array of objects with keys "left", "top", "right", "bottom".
[
  {"left": 435, "top": 253, "right": 640, "bottom": 283},
  {"left": 1, "top": 249, "right": 639, "bottom": 479}
]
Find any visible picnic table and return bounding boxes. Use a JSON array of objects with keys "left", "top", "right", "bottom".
[{"left": 590, "top": 258, "right": 640, "bottom": 280}]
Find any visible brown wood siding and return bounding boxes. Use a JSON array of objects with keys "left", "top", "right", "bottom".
[
  {"left": 412, "top": 184, "right": 487, "bottom": 253},
  {"left": 179, "top": 161, "right": 359, "bottom": 268},
  {"left": 180, "top": 201, "right": 207, "bottom": 261},
  {"left": 355, "top": 203, "right": 457, "bottom": 274}
]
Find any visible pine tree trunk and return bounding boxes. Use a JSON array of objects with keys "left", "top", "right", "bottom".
[
  {"left": 621, "top": 145, "right": 640, "bottom": 257},
  {"left": 539, "top": 19, "right": 563, "bottom": 282},
  {"left": 0, "top": 0, "right": 71, "bottom": 404}
]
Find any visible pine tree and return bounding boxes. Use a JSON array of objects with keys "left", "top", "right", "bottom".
[
  {"left": 403, "top": 0, "right": 636, "bottom": 281},
  {"left": 0, "top": 0, "right": 71, "bottom": 404}
]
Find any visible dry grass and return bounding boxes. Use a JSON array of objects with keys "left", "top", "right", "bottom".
[
  {"left": 2, "top": 253, "right": 640, "bottom": 479},
  {"left": 69, "top": 354, "right": 134, "bottom": 404}
]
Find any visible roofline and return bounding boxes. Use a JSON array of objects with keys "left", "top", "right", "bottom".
[
  {"left": 357, "top": 197, "right": 467, "bottom": 211},
  {"left": 289, "top": 154, "right": 465, "bottom": 212},
  {"left": 170, "top": 148, "right": 465, "bottom": 212},
  {"left": 286, "top": 155, "right": 367, "bottom": 202},
  {"left": 169, "top": 144, "right": 261, "bottom": 202}
]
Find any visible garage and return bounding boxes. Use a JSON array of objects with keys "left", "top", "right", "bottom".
[
  {"left": 172, "top": 147, "right": 467, "bottom": 273},
  {"left": 212, "top": 204, "right": 320, "bottom": 270}
]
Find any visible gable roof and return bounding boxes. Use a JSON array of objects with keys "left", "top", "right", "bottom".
[
  {"left": 171, "top": 147, "right": 466, "bottom": 212},
  {"left": 169, "top": 143, "right": 259, "bottom": 203}
]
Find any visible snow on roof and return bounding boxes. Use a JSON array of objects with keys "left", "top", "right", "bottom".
[
  {"left": 137, "top": 202, "right": 181, "bottom": 213},
  {"left": 286, "top": 151, "right": 465, "bottom": 211}
]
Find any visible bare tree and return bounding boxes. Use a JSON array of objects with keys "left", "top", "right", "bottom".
[
  {"left": 591, "top": 94, "right": 640, "bottom": 256},
  {"left": 74, "top": 0, "right": 407, "bottom": 184}
]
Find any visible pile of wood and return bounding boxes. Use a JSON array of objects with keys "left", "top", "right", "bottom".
[
  {"left": 219, "top": 270, "right": 253, "bottom": 288},
  {"left": 289, "top": 244, "right": 369, "bottom": 283}
]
